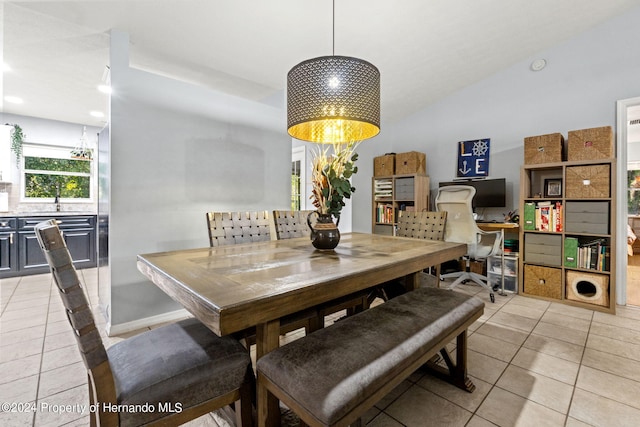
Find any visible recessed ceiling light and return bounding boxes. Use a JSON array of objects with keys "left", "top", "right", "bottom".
[
  {"left": 531, "top": 59, "right": 547, "bottom": 71},
  {"left": 97, "top": 84, "right": 112, "bottom": 94},
  {"left": 90, "top": 111, "right": 104, "bottom": 118},
  {"left": 4, "top": 96, "right": 23, "bottom": 104}
]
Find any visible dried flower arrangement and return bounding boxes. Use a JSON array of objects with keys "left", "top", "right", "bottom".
[{"left": 310, "top": 141, "right": 360, "bottom": 218}]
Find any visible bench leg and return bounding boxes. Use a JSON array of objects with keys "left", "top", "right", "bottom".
[{"left": 423, "top": 329, "right": 476, "bottom": 393}]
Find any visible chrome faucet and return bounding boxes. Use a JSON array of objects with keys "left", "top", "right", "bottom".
[{"left": 54, "top": 186, "right": 61, "bottom": 212}]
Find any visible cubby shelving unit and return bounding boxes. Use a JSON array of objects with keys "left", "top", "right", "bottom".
[
  {"left": 372, "top": 174, "right": 430, "bottom": 236},
  {"left": 519, "top": 158, "right": 616, "bottom": 314}
]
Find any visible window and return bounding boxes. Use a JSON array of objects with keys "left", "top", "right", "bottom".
[
  {"left": 291, "top": 146, "right": 306, "bottom": 211},
  {"left": 22, "top": 144, "right": 93, "bottom": 201},
  {"left": 291, "top": 159, "right": 301, "bottom": 211}
]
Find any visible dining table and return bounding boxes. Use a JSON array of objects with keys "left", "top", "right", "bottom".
[{"left": 137, "top": 232, "right": 466, "bottom": 427}]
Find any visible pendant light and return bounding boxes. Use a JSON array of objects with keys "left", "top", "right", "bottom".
[
  {"left": 287, "top": 0, "right": 380, "bottom": 144},
  {"left": 70, "top": 126, "right": 93, "bottom": 160}
]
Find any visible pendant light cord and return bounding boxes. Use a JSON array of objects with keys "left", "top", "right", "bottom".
[{"left": 332, "top": 0, "right": 335, "bottom": 56}]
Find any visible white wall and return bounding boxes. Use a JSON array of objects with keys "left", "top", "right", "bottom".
[
  {"left": 352, "top": 6, "right": 640, "bottom": 231},
  {"left": 107, "top": 31, "right": 291, "bottom": 327}
]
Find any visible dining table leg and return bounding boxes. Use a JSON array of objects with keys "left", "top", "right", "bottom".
[
  {"left": 406, "top": 271, "right": 421, "bottom": 291},
  {"left": 257, "top": 319, "right": 281, "bottom": 427}
]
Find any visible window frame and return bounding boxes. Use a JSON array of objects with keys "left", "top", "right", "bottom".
[
  {"left": 292, "top": 146, "right": 307, "bottom": 211},
  {"left": 20, "top": 143, "right": 94, "bottom": 203}
]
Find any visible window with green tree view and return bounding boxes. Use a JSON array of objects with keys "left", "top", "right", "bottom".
[{"left": 23, "top": 145, "right": 92, "bottom": 200}]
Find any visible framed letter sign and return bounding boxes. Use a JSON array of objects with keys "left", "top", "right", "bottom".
[{"left": 457, "top": 138, "right": 490, "bottom": 178}]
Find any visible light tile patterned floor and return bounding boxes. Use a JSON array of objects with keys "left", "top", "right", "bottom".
[
  {"left": 2, "top": 270, "right": 640, "bottom": 426},
  {"left": 627, "top": 254, "right": 640, "bottom": 306}
]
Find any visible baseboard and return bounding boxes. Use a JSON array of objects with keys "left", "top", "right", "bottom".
[{"left": 106, "top": 308, "right": 191, "bottom": 336}]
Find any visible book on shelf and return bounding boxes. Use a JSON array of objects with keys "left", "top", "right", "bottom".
[
  {"left": 564, "top": 237, "right": 578, "bottom": 268},
  {"left": 376, "top": 204, "right": 394, "bottom": 223},
  {"left": 398, "top": 204, "right": 415, "bottom": 213},
  {"left": 527, "top": 201, "right": 563, "bottom": 232},
  {"left": 574, "top": 238, "right": 610, "bottom": 272},
  {"left": 524, "top": 202, "right": 536, "bottom": 230},
  {"left": 539, "top": 205, "right": 551, "bottom": 231}
]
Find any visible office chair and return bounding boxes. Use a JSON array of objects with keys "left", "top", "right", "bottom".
[
  {"left": 34, "top": 220, "right": 254, "bottom": 427},
  {"left": 435, "top": 185, "right": 502, "bottom": 302}
]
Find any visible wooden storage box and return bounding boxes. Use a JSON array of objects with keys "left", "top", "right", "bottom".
[
  {"left": 523, "top": 233, "right": 562, "bottom": 266},
  {"left": 524, "top": 133, "right": 564, "bottom": 164},
  {"left": 523, "top": 265, "right": 562, "bottom": 299},
  {"left": 395, "top": 151, "right": 426, "bottom": 175},
  {"left": 566, "top": 270, "right": 609, "bottom": 307},
  {"left": 565, "top": 164, "right": 610, "bottom": 198},
  {"left": 567, "top": 126, "right": 614, "bottom": 161},
  {"left": 374, "top": 154, "right": 395, "bottom": 176}
]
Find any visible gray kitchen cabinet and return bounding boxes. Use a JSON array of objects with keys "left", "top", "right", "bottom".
[
  {"left": 0, "top": 218, "right": 18, "bottom": 276},
  {"left": 0, "top": 215, "right": 96, "bottom": 278}
]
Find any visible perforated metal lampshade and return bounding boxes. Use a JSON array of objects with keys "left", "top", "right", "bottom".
[{"left": 287, "top": 55, "right": 380, "bottom": 144}]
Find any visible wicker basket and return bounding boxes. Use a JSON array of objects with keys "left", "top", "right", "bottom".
[
  {"left": 524, "top": 265, "right": 562, "bottom": 299},
  {"left": 374, "top": 154, "right": 395, "bottom": 176},
  {"left": 567, "top": 126, "right": 613, "bottom": 161},
  {"left": 524, "top": 133, "right": 564, "bottom": 164},
  {"left": 395, "top": 151, "right": 426, "bottom": 175},
  {"left": 565, "top": 271, "right": 609, "bottom": 307},
  {"left": 565, "top": 164, "right": 610, "bottom": 198}
]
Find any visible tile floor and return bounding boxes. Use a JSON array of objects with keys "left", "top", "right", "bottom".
[
  {"left": 2, "top": 269, "right": 640, "bottom": 426},
  {"left": 626, "top": 254, "right": 640, "bottom": 306}
]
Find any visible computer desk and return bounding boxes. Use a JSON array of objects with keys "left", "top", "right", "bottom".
[
  {"left": 476, "top": 222, "right": 519, "bottom": 233},
  {"left": 476, "top": 222, "right": 519, "bottom": 295}
]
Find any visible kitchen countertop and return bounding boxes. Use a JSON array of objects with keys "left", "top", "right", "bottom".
[{"left": 0, "top": 212, "right": 97, "bottom": 217}]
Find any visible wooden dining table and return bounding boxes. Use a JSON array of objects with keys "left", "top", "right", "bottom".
[{"left": 137, "top": 232, "right": 466, "bottom": 427}]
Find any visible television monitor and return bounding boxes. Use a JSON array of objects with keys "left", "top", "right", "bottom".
[{"left": 438, "top": 178, "right": 506, "bottom": 209}]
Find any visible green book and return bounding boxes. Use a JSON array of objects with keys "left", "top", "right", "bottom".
[
  {"left": 564, "top": 237, "right": 579, "bottom": 268},
  {"left": 524, "top": 202, "right": 536, "bottom": 231}
]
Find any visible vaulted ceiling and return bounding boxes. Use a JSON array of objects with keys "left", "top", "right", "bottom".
[{"left": 2, "top": 0, "right": 640, "bottom": 129}]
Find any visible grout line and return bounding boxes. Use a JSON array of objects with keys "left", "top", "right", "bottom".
[
  {"left": 6, "top": 271, "right": 640, "bottom": 426},
  {"left": 0, "top": 277, "right": 20, "bottom": 318},
  {"left": 33, "top": 272, "right": 54, "bottom": 427},
  {"left": 564, "top": 305, "right": 595, "bottom": 426}
]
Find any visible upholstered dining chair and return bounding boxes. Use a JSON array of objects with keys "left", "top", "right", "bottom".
[
  {"left": 271, "top": 209, "right": 369, "bottom": 329},
  {"left": 435, "top": 185, "right": 502, "bottom": 302},
  {"left": 367, "top": 210, "right": 448, "bottom": 304},
  {"left": 270, "top": 209, "right": 315, "bottom": 240},
  {"left": 206, "top": 211, "right": 271, "bottom": 247},
  {"left": 396, "top": 210, "right": 448, "bottom": 280},
  {"left": 35, "top": 220, "right": 254, "bottom": 427},
  {"left": 207, "top": 210, "right": 318, "bottom": 338}
]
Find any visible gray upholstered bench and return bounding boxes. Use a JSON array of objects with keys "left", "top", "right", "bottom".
[{"left": 256, "top": 287, "right": 484, "bottom": 427}]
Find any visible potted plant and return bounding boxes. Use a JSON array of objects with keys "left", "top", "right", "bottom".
[
  {"left": 308, "top": 141, "right": 360, "bottom": 249},
  {"left": 7, "top": 124, "right": 25, "bottom": 164}
]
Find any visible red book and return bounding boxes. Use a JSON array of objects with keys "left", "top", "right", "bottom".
[{"left": 540, "top": 206, "right": 550, "bottom": 231}]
